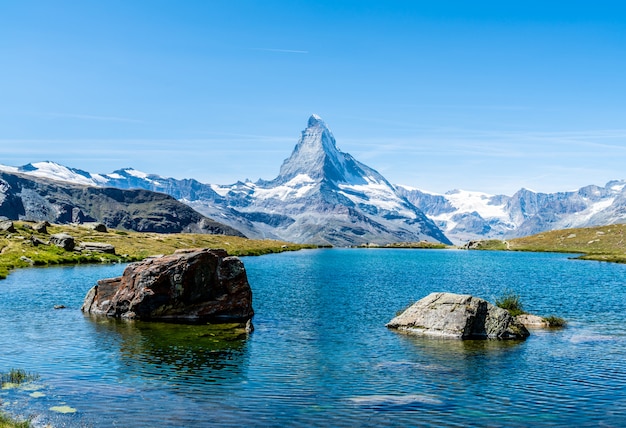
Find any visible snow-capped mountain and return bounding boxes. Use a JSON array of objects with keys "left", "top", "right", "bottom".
[
  {"left": 397, "top": 187, "right": 516, "bottom": 243},
  {"left": 194, "top": 114, "right": 451, "bottom": 246},
  {"left": 399, "top": 182, "right": 626, "bottom": 243},
  {"left": 0, "top": 116, "right": 451, "bottom": 246},
  {"left": 4, "top": 115, "right": 626, "bottom": 245}
]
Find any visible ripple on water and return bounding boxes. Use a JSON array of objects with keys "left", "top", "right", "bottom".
[{"left": 2, "top": 250, "right": 626, "bottom": 427}]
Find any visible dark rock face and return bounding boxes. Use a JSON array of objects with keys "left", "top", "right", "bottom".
[
  {"left": 386, "top": 292, "right": 529, "bottom": 340},
  {"left": 81, "top": 249, "right": 254, "bottom": 324}
]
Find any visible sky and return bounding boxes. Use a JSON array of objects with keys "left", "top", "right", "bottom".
[{"left": 2, "top": 0, "right": 626, "bottom": 195}]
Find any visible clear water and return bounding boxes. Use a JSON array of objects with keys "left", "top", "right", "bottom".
[{"left": 2, "top": 249, "right": 626, "bottom": 427}]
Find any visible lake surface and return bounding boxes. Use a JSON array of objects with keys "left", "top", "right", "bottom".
[{"left": 1, "top": 249, "right": 626, "bottom": 427}]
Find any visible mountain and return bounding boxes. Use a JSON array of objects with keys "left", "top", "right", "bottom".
[
  {"left": 5, "top": 115, "right": 626, "bottom": 245},
  {"left": 0, "top": 170, "right": 244, "bottom": 236},
  {"left": 399, "top": 181, "right": 626, "bottom": 243},
  {"left": 1, "top": 115, "right": 451, "bottom": 246},
  {"left": 195, "top": 115, "right": 451, "bottom": 246}
]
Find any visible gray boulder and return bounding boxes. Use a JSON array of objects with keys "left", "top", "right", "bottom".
[
  {"left": 90, "top": 222, "right": 108, "bottom": 232},
  {"left": 81, "top": 248, "right": 254, "bottom": 324},
  {"left": 33, "top": 221, "right": 50, "bottom": 234},
  {"left": 516, "top": 314, "right": 549, "bottom": 328},
  {"left": 0, "top": 220, "right": 16, "bottom": 233},
  {"left": 30, "top": 235, "right": 48, "bottom": 246},
  {"left": 77, "top": 242, "right": 116, "bottom": 254},
  {"left": 386, "top": 292, "right": 529, "bottom": 340},
  {"left": 50, "top": 233, "right": 75, "bottom": 251}
]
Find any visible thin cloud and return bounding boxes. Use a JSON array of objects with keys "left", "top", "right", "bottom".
[
  {"left": 251, "top": 48, "right": 309, "bottom": 54},
  {"left": 46, "top": 113, "right": 144, "bottom": 124}
]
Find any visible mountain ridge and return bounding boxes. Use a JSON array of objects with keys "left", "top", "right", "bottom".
[
  {"left": 0, "top": 169, "right": 244, "bottom": 236},
  {"left": 3, "top": 116, "right": 626, "bottom": 245}
]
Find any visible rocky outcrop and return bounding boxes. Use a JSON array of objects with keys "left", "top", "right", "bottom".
[
  {"left": 81, "top": 249, "right": 254, "bottom": 324},
  {"left": 386, "top": 292, "right": 529, "bottom": 340}
]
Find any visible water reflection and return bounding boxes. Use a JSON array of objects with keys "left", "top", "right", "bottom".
[{"left": 85, "top": 316, "right": 251, "bottom": 392}]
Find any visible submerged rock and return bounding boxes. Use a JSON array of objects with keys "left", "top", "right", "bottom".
[
  {"left": 386, "top": 292, "right": 529, "bottom": 340},
  {"left": 81, "top": 248, "right": 254, "bottom": 324}
]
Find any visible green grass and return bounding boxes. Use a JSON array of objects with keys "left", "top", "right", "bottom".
[
  {"left": 0, "top": 221, "right": 316, "bottom": 279},
  {"left": 0, "top": 413, "right": 30, "bottom": 428},
  {"left": 508, "top": 223, "right": 626, "bottom": 263},
  {"left": 494, "top": 290, "right": 525, "bottom": 317}
]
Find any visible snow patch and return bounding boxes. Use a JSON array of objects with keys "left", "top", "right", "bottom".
[
  {"left": 23, "top": 162, "right": 97, "bottom": 186},
  {"left": 444, "top": 189, "right": 508, "bottom": 219},
  {"left": 338, "top": 182, "right": 416, "bottom": 218},
  {"left": 0, "top": 164, "right": 19, "bottom": 173},
  {"left": 254, "top": 174, "right": 316, "bottom": 201},
  {"left": 124, "top": 169, "right": 149, "bottom": 179}
]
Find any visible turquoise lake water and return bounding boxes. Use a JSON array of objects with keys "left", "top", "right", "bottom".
[{"left": 1, "top": 248, "right": 626, "bottom": 427}]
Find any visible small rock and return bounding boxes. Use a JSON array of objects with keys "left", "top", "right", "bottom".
[
  {"left": 54, "top": 305, "right": 66, "bottom": 310},
  {"left": 77, "top": 242, "right": 116, "bottom": 254},
  {"left": 20, "top": 256, "right": 34, "bottom": 265},
  {"left": 84, "top": 222, "right": 108, "bottom": 233},
  {"left": 30, "top": 235, "right": 48, "bottom": 246},
  {"left": 33, "top": 221, "right": 50, "bottom": 234},
  {"left": 50, "top": 233, "right": 75, "bottom": 251},
  {"left": 0, "top": 220, "right": 16, "bottom": 233},
  {"left": 516, "top": 314, "right": 550, "bottom": 328}
]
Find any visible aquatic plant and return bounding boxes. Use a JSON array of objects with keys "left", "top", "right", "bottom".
[
  {"left": 494, "top": 290, "right": 525, "bottom": 317},
  {"left": 0, "top": 369, "right": 39, "bottom": 387},
  {"left": 544, "top": 315, "right": 567, "bottom": 328},
  {"left": 0, "top": 412, "right": 30, "bottom": 428}
]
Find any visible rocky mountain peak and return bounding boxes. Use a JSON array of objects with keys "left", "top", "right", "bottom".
[
  {"left": 274, "top": 115, "right": 381, "bottom": 186},
  {"left": 307, "top": 113, "right": 325, "bottom": 127}
]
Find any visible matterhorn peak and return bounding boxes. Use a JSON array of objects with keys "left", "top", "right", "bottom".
[
  {"left": 307, "top": 114, "right": 325, "bottom": 127},
  {"left": 272, "top": 115, "right": 393, "bottom": 189}
]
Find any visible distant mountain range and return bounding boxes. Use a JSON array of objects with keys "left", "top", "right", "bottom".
[{"left": 2, "top": 115, "right": 626, "bottom": 245}]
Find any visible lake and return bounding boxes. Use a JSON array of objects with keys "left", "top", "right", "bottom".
[{"left": 1, "top": 249, "right": 626, "bottom": 427}]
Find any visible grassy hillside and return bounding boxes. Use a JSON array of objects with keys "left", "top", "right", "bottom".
[
  {"left": 508, "top": 223, "right": 626, "bottom": 263},
  {"left": 0, "top": 221, "right": 315, "bottom": 279}
]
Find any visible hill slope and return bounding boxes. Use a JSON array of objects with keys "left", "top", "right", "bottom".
[{"left": 0, "top": 171, "right": 244, "bottom": 236}]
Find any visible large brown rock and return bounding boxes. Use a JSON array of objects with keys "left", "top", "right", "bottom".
[
  {"left": 81, "top": 248, "right": 254, "bottom": 324},
  {"left": 386, "top": 292, "right": 529, "bottom": 340}
]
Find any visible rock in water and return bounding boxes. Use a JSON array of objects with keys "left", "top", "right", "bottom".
[
  {"left": 81, "top": 249, "right": 254, "bottom": 323},
  {"left": 386, "top": 292, "right": 529, "bottom": 340}
]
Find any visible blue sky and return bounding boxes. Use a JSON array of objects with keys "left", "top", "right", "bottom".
[{"left": 2, "top": 1, "right": 626, "bottom": 194}]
